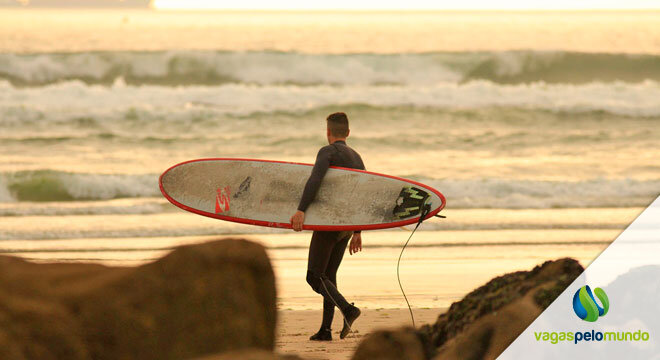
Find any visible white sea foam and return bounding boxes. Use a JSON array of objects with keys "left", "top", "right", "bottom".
[
  {"left": 0, "top": 177, "right": 13, "bottom": 203},
  {"left": 1, "top": 80, "right": 660, "bottom": 120},
  {"left": 0, "top": 171, "right": 657, "bottom": 209},
  {"left": 427, "top": 178, "right": 660, "bottom": 209}
]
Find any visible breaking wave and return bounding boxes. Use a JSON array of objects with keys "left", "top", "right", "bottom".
[
  {"left": 1, "top": 50, "right": 659, "bottom": 87},
  {"left": 0, "top": 170, "right": 158, "bottom": 202},
  {"left": 1, "top": 170, "right": 657, "bottom": 209},
  {"left": 2, "top": 79, "right": 660, "bottom": 119}
]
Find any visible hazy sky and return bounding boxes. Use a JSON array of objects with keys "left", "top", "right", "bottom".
[
  {"left": 151, "top": 0, "right": 660, "bottom": 10},
  {"left": 1, "top": 0, "right": 149, "bottom": 7},
  {"left": 3, "top": 0, "right": 660, "bottom": 9}
]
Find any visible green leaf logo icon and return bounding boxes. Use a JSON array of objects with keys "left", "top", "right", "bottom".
[{"left": 572, "top": 285, "right": 609, "bottom": 322}]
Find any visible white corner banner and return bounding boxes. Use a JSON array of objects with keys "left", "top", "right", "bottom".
[{"left": 499, "top": 196, "right": 660, "bottom": 359}]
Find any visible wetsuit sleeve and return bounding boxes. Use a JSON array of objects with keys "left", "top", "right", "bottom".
[
  {"left": 297, "top": 146, "right": 333, "bottom": 212},
  {"left": 354, "top": 154, "right": 365, "bottom": 234}
]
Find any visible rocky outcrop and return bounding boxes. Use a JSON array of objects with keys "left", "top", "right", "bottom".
[
  {"left": 352, "top": 258, "right": 584, "bottom": 360},
  {"left": 0, "top": 238, "right": 277, "bottom": 360},
  {"left": 352, "top": 327, "right": 431, "bottom": 360}
]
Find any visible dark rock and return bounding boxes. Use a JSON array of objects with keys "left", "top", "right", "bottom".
[
  {"left": 0, "top": 238, "right": 276, "bottom": 360},
  {"left": 352, "top": 327, "right": 428, "bottom": 360},
  {"left": 350, "top": 258, "right": 583, "bottom": 360},
  {"left": 420, "top": 258, "right": 583, "bottom": 350},
  {"left": 431, "top": 289, "right": 544, "bottom": 359}
]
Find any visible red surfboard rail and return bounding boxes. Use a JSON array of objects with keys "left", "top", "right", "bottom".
[{"left": 159, "top": 158, "right": 446, "bottom": 231}]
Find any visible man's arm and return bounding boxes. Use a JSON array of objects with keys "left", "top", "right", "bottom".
[
  {"left": 297, "top": 146, "right": 332, "bottom": 212},
  {"left": 290, "top": 146, "right": 332, "bottom": 231}
]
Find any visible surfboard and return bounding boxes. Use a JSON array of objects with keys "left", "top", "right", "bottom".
[{"left": 159, "top": 158, "right": 445, "bottom": 231}]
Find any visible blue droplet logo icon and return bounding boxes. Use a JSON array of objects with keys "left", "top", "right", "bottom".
[{"left": 572, "top": 285, "right": 609, "bottom": 322}]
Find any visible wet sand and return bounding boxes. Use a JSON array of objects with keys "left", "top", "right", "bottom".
[{"left": 277, "top": 308, "right": 441, "bottom": 360}]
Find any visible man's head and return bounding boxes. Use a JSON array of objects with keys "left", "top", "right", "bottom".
[{"left": 326, "top": 112, "right": 350, "bottom": 143}]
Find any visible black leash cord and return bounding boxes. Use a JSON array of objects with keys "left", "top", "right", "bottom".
[{"left": 397, "top": 206, "right": 432, "bottom": 328}]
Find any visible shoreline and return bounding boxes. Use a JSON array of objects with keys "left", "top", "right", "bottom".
[{"left": 0, "top": 228, "right": 615, "bottom": 310}]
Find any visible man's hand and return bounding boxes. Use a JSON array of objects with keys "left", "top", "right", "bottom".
[
  {"left": 290, "top": 210, "right": 305, "bottom": 232},
  {"left": 349, "top": 232, "right": 362, "bottom": 255}
]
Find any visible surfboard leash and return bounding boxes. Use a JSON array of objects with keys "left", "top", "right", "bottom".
[
  {"left": 397, "top": 205, "right": 445, "bottom": 328},
  {"left": 319, "top": 277, "right": 356, "bottom": 338}
]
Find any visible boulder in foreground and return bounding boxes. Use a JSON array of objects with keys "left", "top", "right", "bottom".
[
  {"left": 0, "top": 238, "right": 277, "bottom": 360},
  {"left": 352, "top": 258, "right": 584, "bottom": 360},
  {"left": 352, "top": 327, "right": 431, "bottom": 360}
]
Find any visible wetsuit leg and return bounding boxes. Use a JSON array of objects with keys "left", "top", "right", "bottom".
[
  {"left": 319, "top": 231, "right": 351, "bottom": 329},
  {"left": 307, "top": 231, "right": 353, "bottom": 328},
  {"left": 306, "top": 231, "right": 336, "bottom": 293},
  {"left": 317, "top": 232, "right": 352, "bottom": 312},
  {"left": 324, "top": 231, "right": 351, "bottom": 285},
  {"left": 307, "top": 231, "right": 338, "bottom": 331}
]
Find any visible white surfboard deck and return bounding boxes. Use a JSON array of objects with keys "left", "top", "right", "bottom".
[{"left": 159, "top": 158, "right": 445, "bottom": 231}]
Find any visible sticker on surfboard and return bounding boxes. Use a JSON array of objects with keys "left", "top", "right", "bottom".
[
  {"left": 393, "top": 186, "right": 431, "bottom": 219},
  {"left": 215, "top": 186, "right": 231, "bottom": 213}
]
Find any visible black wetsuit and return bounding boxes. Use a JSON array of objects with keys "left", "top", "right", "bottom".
[
  {"left": 297, "top": 140, "right": 365, "bottom": 213},
  {"left": 298, "top": 140, "right": 365, "bottom": 332}
]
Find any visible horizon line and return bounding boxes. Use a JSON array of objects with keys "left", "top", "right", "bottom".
[{"left": 2, "top": 4, "right": 660, "bottom": 11}]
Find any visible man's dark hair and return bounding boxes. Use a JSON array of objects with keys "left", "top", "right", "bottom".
[{"left": 326, "top": 112, "right": 349, "bottom": 137}]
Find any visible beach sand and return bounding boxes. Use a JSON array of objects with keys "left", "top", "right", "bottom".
[{"left": 276, "top": 308, "right": 442, "bottom": 360}]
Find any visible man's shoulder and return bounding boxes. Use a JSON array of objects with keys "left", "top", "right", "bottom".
[
  {"left": 317, "top": 142, "right": 361, "bottom": 157},
  {"left": 313, "top": 144, "right": 337, "bottom": 161},
  {"left": 321, "top": 143, "right": 337, "bottom": 150},
  {"left": 342, "top": 143, "right": 361, "bottom": 156},
  {"left": 317, "top": 144, "right": 336, "bottom": 154}
]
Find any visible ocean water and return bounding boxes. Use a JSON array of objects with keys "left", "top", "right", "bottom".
[{"left": 1, "top": 9, "right": 659, "bottom": 308}]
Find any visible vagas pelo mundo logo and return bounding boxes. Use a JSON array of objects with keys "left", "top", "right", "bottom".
[
  {"left": 534, "top": 285, "right": 650, "bottom": 344},
  {"left": 573, "top": 284, "right": 609, "bottom": 322}
]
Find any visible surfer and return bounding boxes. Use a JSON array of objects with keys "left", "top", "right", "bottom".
[{"left": 290, "top": 112, "right": 365, "bottom": 341}]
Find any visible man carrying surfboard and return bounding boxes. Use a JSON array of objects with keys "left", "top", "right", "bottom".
[{"left": 290, "top": 112, "right": 364, "bottom": 341}]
